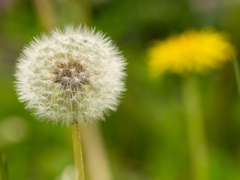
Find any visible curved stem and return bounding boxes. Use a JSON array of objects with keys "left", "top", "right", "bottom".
[
  {"left": 72, "top": 123, "right": 85, "bottom": 180},
  {"left": 232, "top": 57, "right": 240, "bottom": 96}
]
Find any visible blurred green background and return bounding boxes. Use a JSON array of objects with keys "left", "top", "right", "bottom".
[{"left": 1, "top": 0, "right": 240, "bottom": 179}]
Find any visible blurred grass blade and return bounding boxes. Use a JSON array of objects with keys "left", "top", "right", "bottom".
[
  {"left": 0, "top": 152, "right": 8, "bottom": 180},
  {"left": 232, "top": 57, "right": 240, "bottom": 96},
  {"left": 32, "top": 0, "right": 56, "bottom": 32},
  {"left": 81, "top": 125, "right": 113, "bottom": 180}
]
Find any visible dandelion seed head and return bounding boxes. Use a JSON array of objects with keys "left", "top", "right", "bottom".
[{"left": 15, "top": 25, "right": 127, "bottom": 125}]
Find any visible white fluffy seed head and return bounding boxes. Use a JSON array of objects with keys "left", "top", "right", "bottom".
[{"left": 15, "top": 25, "right": 127, "bottom": 126}]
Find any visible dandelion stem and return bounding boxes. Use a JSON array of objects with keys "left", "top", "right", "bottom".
[
  {"left": 72, "top": 123, "right": 85, "bottom": 180},
  {"left": 0, "top": 151, "right": 8, "bottom": 180},
  {"left": 232, "top": 57, "right": 240, "bottom": 96},
  {"left": 182, "top": 75, "right": 208, "bottom": 180}
]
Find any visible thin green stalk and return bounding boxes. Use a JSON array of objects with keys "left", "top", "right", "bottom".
[
  {"left": 0, "top": 151, "right": 8, "bottom": 180},
  {"left": 182, "top": 75, "right": 208, "bottom": 180},
  {"left": 72, "top": 123, "right": 85, "bottom": 180},
  {"left": 232, "top": 57, "right": 240, "bottom": 96}
]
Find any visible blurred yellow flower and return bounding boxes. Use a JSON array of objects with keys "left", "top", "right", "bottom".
[{"left": 148, "top": 29, "right": 235, "bottom": 76}]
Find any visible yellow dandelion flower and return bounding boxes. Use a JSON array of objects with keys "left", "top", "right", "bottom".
[{"left": 148, "top": 29, "right": 235, "bottom": 76}]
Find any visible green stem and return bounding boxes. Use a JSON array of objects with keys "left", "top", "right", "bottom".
[
  {"left": 72, "top": 123, "right": 85, "bottom": 180},
  {"left": 0, "top": 151, "right": 8, "bottom": 180},
  {"left": 232, "top": 57, "right": 240, "bottom": 96},
  {"left": 182, "top": 75, "right": 208, "bottom": 180}
]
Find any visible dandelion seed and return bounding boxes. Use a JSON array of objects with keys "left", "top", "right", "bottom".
[{"left": 15, "top": 25, "right": 127, "bottom": 126}]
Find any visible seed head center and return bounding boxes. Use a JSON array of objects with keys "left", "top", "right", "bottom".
[{"left": 52, "top": 61, "right": 89, "bottom": 90}]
